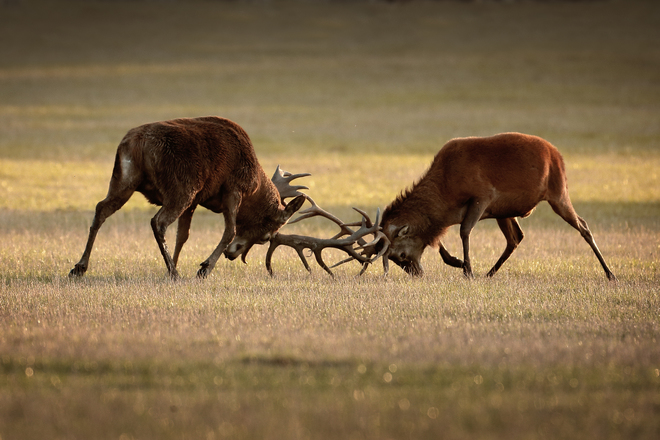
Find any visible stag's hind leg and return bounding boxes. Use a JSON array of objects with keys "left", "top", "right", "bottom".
[
  {"left": 548, "top": 197, "right": 616, "bottom": 281},
  {"left": 151, "top": 201, "right": 196, "bottom": 280},
  {"left": 486, "top": 217, "right": 524, "bottom": 277},
  {"left": 69, "top": 172, "right": 137, "bottom": 277}
]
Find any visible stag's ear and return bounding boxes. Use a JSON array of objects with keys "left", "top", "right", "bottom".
[
  {"left": 282, "top": 194, "right": 306, "bottom": 222},
  {"left": 398, "top": 225, "right": 410, "bottom": 237}
]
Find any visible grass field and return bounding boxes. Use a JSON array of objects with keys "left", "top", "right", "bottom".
[{"left": 1, "top": 1, "right": 659, "bottom": 439}]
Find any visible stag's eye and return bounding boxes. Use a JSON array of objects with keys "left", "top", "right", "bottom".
[{"left": 399, "top": 252, "right": 407, "bottom": 260}]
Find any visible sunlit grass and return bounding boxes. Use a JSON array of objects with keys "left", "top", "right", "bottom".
[
  {"left": 2, "top": 153, "right": 659, "bottom": 213},
  {"left": 565, "top": 154, "right": 660, "bottom": 203}
]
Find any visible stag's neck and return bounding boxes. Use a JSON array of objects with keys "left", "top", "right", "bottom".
[
  {"left": 239, "top": 168, "right": 282, "bottom": 216},
  {"left": 384, "top": 178, "right": 451, "bottom": 245}
]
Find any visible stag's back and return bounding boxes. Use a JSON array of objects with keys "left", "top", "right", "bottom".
[
  {"left": 426, "top": 133, "right": 566, "bottom": 210},
  {"left": 384, "top": 132, "right": 569, "bottom": 230},
  {"left": 118, "top": 116, "right": 262, "bottom": 206}
]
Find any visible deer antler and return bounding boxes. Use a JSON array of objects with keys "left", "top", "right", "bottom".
[
  {"left": 329, "top": 207, "right": 391, "bottom": 276},
  {"left": 271, "top": 165, "right": 310, "bottom": 200},
  {"left": 268, "top": 169, "right": 389, "bottom": 277},
  {"left": 266, "top": 197, "right": 385, "bottom": 277}
]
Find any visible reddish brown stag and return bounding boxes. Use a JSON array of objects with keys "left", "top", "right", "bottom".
[
  {"left": 378, "top": 132, "right": 616, "bottom": 280},
  {"left": 69, "top": 116, "right": 307, "bottom": 279}
]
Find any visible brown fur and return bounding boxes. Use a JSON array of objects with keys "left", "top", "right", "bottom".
[
  {"left": 69, "top": 116, "right": 305, "bottom": 279},
  {"left": 381, "top": 132, "right": 616, "bottom": 280}
]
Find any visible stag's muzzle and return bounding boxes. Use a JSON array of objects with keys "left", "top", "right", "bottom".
[
  {"left": 388, "top": 254, "right": 424, "bottom": 277},
  {"left": 224, "top": 240, "right": 254, "bottom": 264}
]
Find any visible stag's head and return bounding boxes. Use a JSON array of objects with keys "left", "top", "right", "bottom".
[
  {"left": 380, "top": 223, "right": 425, "bottom": 276},
  {"left": 224, "top": 166, "right": 308, "bottom": 263},
  {"left": 376, "top": 201, "right": 428, "bottom": 277}
]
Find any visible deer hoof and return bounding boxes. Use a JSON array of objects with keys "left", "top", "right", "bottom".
[
  {"left": 69, "top": 264, "right": 87, "bottom": 277},
  {"left": 197, "top": 262, "right": 212, "bottom": 279}
]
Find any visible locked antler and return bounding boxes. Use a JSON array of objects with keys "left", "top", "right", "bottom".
[
  {"left": 329, "top": 207, "right": 391, "bottom": 276},
  {"left": 266, "top": 195, "right": 386, "bottom": 277}
]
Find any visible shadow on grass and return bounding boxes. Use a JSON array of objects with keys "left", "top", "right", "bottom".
[{"left": 240, "top": 354, "right": 354, "bottom": 370}]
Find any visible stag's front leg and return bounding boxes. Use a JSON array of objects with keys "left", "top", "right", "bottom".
[
  {"left": 197, "top": 217, "right": 236, "bottom": 279},
  {"left": 198, "top": 192, "right": 241, "bottom": 279},
  {"left": 438, "top": 242, "right": 463, "bottom": 268},
  {"left": 486, "top": 217, "right": 524, "bottom": 277}
]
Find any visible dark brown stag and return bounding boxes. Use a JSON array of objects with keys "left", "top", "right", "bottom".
[
  {"left": 377, "top": 133, "right": 616, "bottom": 280},
  {"left": 69, "top": 116, "right": 309, "bottom": 279}
]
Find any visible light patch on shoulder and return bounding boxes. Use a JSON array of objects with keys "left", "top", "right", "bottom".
[{"left": 121, "top": 156, "right": 134, "bottom": 176}]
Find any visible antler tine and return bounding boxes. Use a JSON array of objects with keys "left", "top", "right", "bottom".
[
  {"left": 289, "top": 195, "right": 337, "bottom": 223},
  {"left": 351, "top": 207, "right": 376, "bottom": 227},
  {"left": 266, "top": 234, "right": 313, "bottom": 277},
  {"left": 329, "top": 206, "right": 381, "bottom": 256},
  {"left": 383, "top": 251, "right": 390, "bottom": 275},
  {"left": 289, "top": 195, "right": 360, "bottom": 239},
  {"left": 271, "top": 165, "right": 310, "bottom": 200}
]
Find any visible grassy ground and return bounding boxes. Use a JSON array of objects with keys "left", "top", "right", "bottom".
[{"left": 0, "top": 1, "right": 659, "bottom": 439}]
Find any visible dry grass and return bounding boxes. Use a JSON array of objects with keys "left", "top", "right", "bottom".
[
  {"left": 0, "top": 1, "right": 659, "bottom": 439},
  {"left": 1, "top": 205, "right": 658, "bottom": 439}
]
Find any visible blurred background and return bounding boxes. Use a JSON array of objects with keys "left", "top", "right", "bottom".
[{"left": 0, "top": 0, "right": 658, "bottom": 222}]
